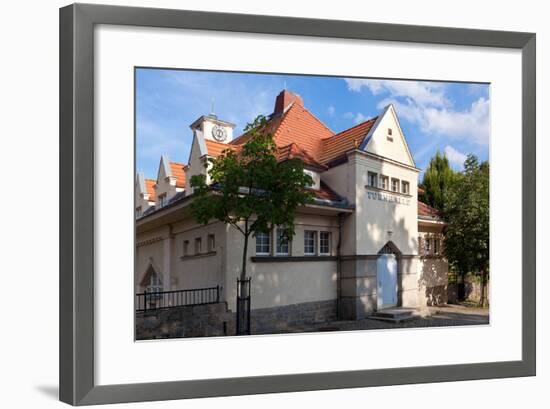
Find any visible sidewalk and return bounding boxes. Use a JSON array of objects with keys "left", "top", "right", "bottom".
[{"left": 254, "top": 303, "right": 489, "bottom": 335}]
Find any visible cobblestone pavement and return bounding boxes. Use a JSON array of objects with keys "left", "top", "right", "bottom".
[{"left": 255, "top": 304, "right": 489, "bottom": 335}]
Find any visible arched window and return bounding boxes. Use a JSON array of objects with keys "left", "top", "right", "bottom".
[{"left": 146, "top": 270, "right": 162, "bottom": 294}]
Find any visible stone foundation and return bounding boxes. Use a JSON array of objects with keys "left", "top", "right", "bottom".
[
  {"left": 250, "top": 299, "right": 337, "bottom": 333},
  {"left": 136, "top": 299, "right": 338, "bottom": 339},
  {"left": 136, "top": 302, "right": 231, "bottom": 340}
]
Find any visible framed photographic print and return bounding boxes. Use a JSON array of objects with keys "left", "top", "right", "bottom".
[{"left": 59, "top": 3, "right": 536, "bottom": 405}]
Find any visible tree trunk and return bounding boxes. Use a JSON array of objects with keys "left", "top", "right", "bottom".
[
  {"left": 241, "top": 232, "right": 248, "bottom": 282},
  {"left": 479, "top": 269, "right": 486, "bottom": 307}
]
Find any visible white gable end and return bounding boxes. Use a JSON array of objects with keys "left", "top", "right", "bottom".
[{"left": 362, "top": 105, "right": 415, "bottom": 167}]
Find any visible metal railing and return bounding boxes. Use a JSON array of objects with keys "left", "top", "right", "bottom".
[{"left": 136, "top": 286, "right": 221, "bottom": 312}]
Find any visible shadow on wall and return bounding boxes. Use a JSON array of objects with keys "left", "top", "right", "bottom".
[{"left": 419, "top": 257, "right": 448, "bottom": 306}]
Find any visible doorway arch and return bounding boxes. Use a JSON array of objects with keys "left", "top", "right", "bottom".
[{"left": 377, "top": 241, "right": 400, "bottom": 309}]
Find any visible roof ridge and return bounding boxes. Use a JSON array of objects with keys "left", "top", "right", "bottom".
[
  {"left": 295, "top": 104, "right": 335, "bottom": 135},
  {"left": 328, "top": 116, "right": 378, "bottom": 140}
]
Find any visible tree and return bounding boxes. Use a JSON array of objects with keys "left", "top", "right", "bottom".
[
  {"left": 443, "top": 154, "right": 490, "bottom": 306},
  {"left": 420, "top": 151, "right": 456, "bottom": 211},
  {"left": 190, "top": 115, "right": 314, "bottom": 283}
]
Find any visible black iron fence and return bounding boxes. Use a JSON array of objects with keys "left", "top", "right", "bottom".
[
  {"left": 236, "top": 277, "right": 251, "bottom": 335},
  {"left": 136, "top": 286, "right": 221, "bottom": 312}
]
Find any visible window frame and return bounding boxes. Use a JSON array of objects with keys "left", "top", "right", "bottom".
[
  {"left": 380, "top": 175, "right": 389, "bottom": 190},
  {"left": 194, "top": 237, "right": 202, "bottom": 254},
  {"left": 255, "top": 231, "right": 271, "bottom": 256},
  {"left": 276, "top": 228, "right": 290, "bottom": 256},
  {"left": 207, "top": 234, "right": 215, "bottom": 252},
  {"left": 401, "top": 180, "right": 410, "bottom": 195},
  {"left": 391, "top": 177, "right": 400, "bottom": 192},
  {"left": 183, "top": 240, "right": 189, "bottom": 256},
  {"left": 368, "top": 171, "right": 378, "bottom": 188},
  {"left": 304, "top": 230, "right": 317, "bottom": 256},
  {"left": 319, "top": 231, "right": 331, "bottom": 256}
]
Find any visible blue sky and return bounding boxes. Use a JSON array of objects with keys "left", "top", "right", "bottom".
[{"left": 136, "top": 68, "right": 489, "bottom": 179}]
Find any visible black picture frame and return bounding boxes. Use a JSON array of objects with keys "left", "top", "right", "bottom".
[{"left": 59, "top": 3, "right": 536, "bottom": 405}]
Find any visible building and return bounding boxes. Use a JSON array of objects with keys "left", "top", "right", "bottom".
[{"left": 135, "top": 90, "right": 448, "bottom": 331}]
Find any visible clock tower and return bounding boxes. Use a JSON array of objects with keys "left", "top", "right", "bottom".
[{"left": 189, "top": 113, "right": 236, "bottom": 144}]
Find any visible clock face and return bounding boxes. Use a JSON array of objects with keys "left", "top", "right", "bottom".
[{"left": 211, "top": 125, "right": 227, "bottom": 142}]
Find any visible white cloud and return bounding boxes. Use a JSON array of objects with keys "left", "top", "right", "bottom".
[
  {"left": 344, "top": 78, "right": 490, "bottom": 146},
  {"left": 423, "top": 98, "right": 490, "bottom": 144},
  {"left": 327, "top": 105, "right": 336, "bottom": 116},
  {"left": 444, "top": 145, "right": 468, "bottom": 168},
  {"left": 353, "top": 112, "right": 368, "bottom": 124},
  {"left": 343, "top": 111, "right": 371, "bottom": 124},
  {"left": 345, "top": 78, "right": 449, "bottom": 108},
  {"left": 376, "top": 96, "right": 490, "bottom": 146}
]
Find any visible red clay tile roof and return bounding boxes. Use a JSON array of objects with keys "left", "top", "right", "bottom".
[
  {"left": 418, "top": 201, "right": 442, "bottom": 219},
  {"left": 145, "top": 178, "right": 156, "bottom": 201},
  {"left": 309, "top": 181, "right": 341, "bottom": 201},
  {"left": 230, "top": 99, "right": 334, "bottom": 162},
  {"left": 276, "top": 143, "right": 327, "bottom": 171},
  {"left": 320, "top": 117, "right": 377, "bottom": 164},
  {"left": 169, "top": 162, "right": 186, "bottom": 188},
  {"left": 205, "top": 139, "right": 236, "bottom": 158}
]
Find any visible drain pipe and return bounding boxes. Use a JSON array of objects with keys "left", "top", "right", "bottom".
[{"left": 336, "top": 212, "right": 344, "bottom": 320}]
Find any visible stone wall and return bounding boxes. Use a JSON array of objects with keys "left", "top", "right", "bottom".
[
  {"left": 136, "top": 299, "right": 338, "bottom": 339},
  {"left": 447, "top": 278, "right": 490, "bottom": 305},
  {"left": 250, "top": 299, "right": 337, "bottom": 334},
  {"left": 136, "top": 303, "right": 231, "bottom": 340}
]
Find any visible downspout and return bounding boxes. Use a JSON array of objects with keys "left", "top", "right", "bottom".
[{"left": 336, "top": 212, "right": 344, "bottom": 320}]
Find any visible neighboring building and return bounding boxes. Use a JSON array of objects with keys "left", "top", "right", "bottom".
[{"left": 135, "top": 90, "right": 448, "bottom": 325}]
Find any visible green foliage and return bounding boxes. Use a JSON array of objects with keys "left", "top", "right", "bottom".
[
  {"left": 190, "top": 115, "right": 314, "bottom": 279},
  {"left": 443, "top": 154, "right": 490, "bottom": 279},
  {"left": 420, "top": 151, "right": 456, "bottom": 211}
]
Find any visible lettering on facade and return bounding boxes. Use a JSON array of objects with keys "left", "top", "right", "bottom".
[{"left": 367, "top": 190, "right": 411, "bottom": 206}]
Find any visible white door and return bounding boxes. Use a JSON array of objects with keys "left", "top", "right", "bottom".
[{"left": 377, "top": 254, "right": 397, "bottom": 309}]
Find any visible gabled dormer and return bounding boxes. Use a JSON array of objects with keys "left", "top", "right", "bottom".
[
  {"left": 155, "top": 155, "right": 186, "bottom": 208},
  {"left": 135, "top": 173, "right": 156, "bottom": 217}
]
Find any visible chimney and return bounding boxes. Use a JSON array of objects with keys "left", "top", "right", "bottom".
[{"left": 273, "top": 90, "right": 303, "bottom": 115}]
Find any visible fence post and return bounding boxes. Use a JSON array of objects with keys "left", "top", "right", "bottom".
[
  {"left": 216, "top": 285, "right": 220, "bottom": 303},
  {"left": 143, "top": 290, "right": 147, "bottom": 312}
]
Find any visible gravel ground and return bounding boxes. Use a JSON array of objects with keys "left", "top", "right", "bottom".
[{"left": 255, "top": 304, "right": 489, "bottom": 335}]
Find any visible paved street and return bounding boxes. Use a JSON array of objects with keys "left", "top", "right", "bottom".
[{"left": 255, "top": 304, "right": 489, "bottom": 335}]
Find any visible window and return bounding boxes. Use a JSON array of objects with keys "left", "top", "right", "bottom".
[
  {"left": 391, "top": 178, "right": 400, "bottom": 192},
  {"left": 368, "top": 171, "right": 378, "bottom": 188},
  {"left": 380, "top": 175, "right": 389, "bottom": 190},
  {"left": 388, "top": 128, "right": 393, "bottom": 135},
  {"left": 304, "top": 231, "right": 317, "bottom": 255},
  {"left": 183, "top": 240, "right": 189, "bottom": 256},
  {"left": 387, "top": 128, "right": 394, "bottom": 142},
  {"left": 401, "top": 180, "right": 410, "bottom": 195},
  {"left": 255, "top": 231, "right": 271, "bottom": 255},
  {"left": 159, "top": 194, "right": 167, "bottom": 207},
  {"left": 194, "top": 237, "right": 202, "bottom": 254},
  {"left": 320, "top": 232, "right": 331, "bottom": 255},
  {"left": 208, "top": 234, "right": 215, "bottom": 252},
  {"left": 147, "top": 272, "right": 162, "bottom": 293},
  {"left": 434, "top": 238, "right": 440, "bottom": 254},
  {"left": 425, "top": 238, "right": 431, "bottom": 254},
  {"left": 276, "top": 228, "right": 290, "bottom": 255}
]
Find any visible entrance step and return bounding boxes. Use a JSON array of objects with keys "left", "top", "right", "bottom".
[{"left": 371, "top": 308, "right": 417, "bottom": 323}]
